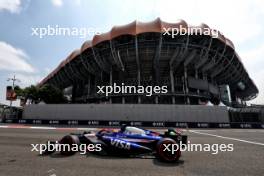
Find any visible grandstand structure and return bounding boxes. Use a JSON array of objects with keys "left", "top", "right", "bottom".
[{"left": 39, "top": 18, "right": 258, "bottom": 106}]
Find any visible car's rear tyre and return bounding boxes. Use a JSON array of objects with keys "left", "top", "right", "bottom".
[
  {"left": 97, "top": 129, "right": 113, "bottom": 137},
  {"left": 41, "top": 141, "right": 57, "bottom": 155},
  {"left": 59, "top": 135, "right": 80, "bottom": 156},
  {"left": 156, "top": 138, "right": 181, "bottom": 162}
]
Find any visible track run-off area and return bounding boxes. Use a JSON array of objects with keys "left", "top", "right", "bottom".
[{"left": 0, "top": 124, "right": 263, "bottom": 176}]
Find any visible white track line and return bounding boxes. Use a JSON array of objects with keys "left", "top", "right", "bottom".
[
  {"left": 192, "top": 129, "right": 264, "bottom": 133},
  {"left": 76, "top": 128, "right": 98, "bottom": 131},
  {"left": 190, "top": 130, "right": 264, "bottom": 146},
  {"left": 0, "top": 125, "right": 106, "bottom": 131},
  {"left": 0, "top": 125, "right": 8, "bottom": 128},
  {"left": 30, "top": 126, "right": 57, "bottom": 130},
  {"left": 0, "top": 124, "right": 184, "bottom": 132}
]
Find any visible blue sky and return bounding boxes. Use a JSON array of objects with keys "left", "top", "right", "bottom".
[{"left": 0, "top": 0, "right": 264, "bottom": 105}]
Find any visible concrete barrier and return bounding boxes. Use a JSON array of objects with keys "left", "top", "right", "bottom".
[{"left": 22, "top": 104, "right": 229, "bottom": 123}]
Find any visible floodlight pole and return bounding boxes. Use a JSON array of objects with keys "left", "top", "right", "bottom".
[{"left": 7, "top": 75, "right": 20, "bottom": 108}]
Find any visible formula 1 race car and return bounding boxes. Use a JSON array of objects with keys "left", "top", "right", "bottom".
[{"left": 42, "top": 125, "right": 187, "bottom": 162}]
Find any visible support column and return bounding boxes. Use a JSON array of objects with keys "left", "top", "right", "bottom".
[
  {"left": 195, "top": 69, "right": 200, "bottom": 104},
  {"left": 137, "top": 69, "right": 141, "bottom": 104},
  {"left": 153, "top": 34, "right": 162, "bottom": 105},
  {"left": 101, "top": 71, "right": 104, "bottom": 104},
  {"left": 87, "top": 76, "right": 91, "bottom": 101},
  {"left": 109, "top": 68, "right": 113, "bottom": 104},
  {"left": 122, "top": 97, "right": 125, "bottom": 104},
  {"left": 120, "top": 71, "right": 125, "bottom": 104},
  {"left": 203, "top": 73, "right": 209, "bottom": 99},
  {"left": 72, "top": 84, "right": 77, "bottom": 103},
  {"left": 135, "top": 36, "right": 141, "bottom": 104},
  {"left": 94, "top": 76, "right": 98, "bottom": 102},
  {"left": 184, "top": 67, "right": 190, "bottom": 104},
  {"left": 155, "top": 96, "right": 159, "bottom": 104},
  {"left": 170, "top": 68, "right": 175, "bottom": 104},
  {"left": 101, "top": 71, "right": 103, "bottom": 82}
]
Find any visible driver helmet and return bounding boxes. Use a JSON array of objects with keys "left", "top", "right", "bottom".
[{"left": 120, "top": 124, "right": 127, "bottom": 132}]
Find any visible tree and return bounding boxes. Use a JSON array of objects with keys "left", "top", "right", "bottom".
[
  {"left": 24, "top": 85, "right": 39, "bottom": 103},
  {"left": 14, "top": 85, "right": 23, "bottom": 97},
  {"left": 14, "top": 84, "right": 67, "bottom": 104},
  {"left": 38, "top": 84, "right": 67, "bottom": 104}
]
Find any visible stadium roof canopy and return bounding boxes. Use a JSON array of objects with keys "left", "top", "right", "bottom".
[{"left": 39, "top": 18, "right": 258, "bottom": 101}]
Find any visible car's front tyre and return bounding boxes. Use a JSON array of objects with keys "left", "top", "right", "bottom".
[
  {"left": 156, "top": 138, "right": 181, "bottom": 162},
  {"left": 59, "top": 135, "right": 80, "bottom": 156}
]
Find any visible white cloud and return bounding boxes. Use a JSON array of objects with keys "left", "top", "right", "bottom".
[
  {"left": 0, "top": 41, "right": 35, "bottom": 73},
  {"left": 0, "top": 0, "right": 21, "bottom": 13},
  {"left": 51, "top": 0, "right": 63, "bottom": 7},
  {"left": 248, "top": 69, "right": 264, "bottom": 105},
  {"left": 240, "top": 43, "right": 264, "bottom": 104},
  {"left": 75, "top": 0, "right": 81, "bottom": 5},
  {"left": 153, "top": 0, "right": 264, "bottom": 104},
  {"left": 241, "top": 44, "right": 264, "bottom": 67},
  {"left": 9, "top": 73, "right": 42, "bottom": 87},
  {"left": 51, "top": 0, "right": 82, "bottom": 7},
  {"left": 44, "top": 67, "right": 51, "bottom": 74},
  {"left": 155, "top": 0, "right": 264, "bottom": 45},
  {"left": 240, "top": 44, "right": 264, "bottom": 77}
]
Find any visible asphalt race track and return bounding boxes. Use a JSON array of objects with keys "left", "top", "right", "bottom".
[{"left": 0, "top": 126, "right": 263, "bottom": 176}]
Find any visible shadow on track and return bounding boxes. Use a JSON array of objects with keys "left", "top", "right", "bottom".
[{"left": 39, "top": 152, "right": 185, "bottom": 167}]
